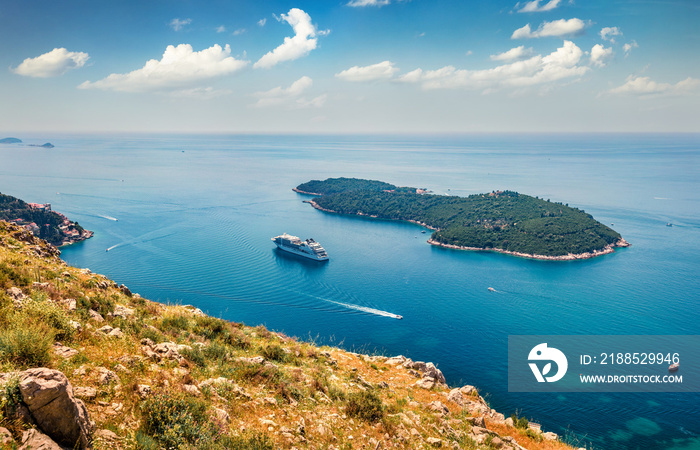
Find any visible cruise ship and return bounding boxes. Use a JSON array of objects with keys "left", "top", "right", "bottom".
[{"left": 271, "top": 233, "right": 329, "bottom": 261}]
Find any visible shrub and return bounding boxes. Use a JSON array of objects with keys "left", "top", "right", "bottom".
[
  {"left": 260, "top": 344, "right": 286, "bottom": 362},
  {"left": 140, "top": 391, "right": 219, "bottom": 449},
  {"left": 345, "top": 390, "right": 385, "bottom": 423},
  {"left": 0, "top": 317, "right": 54, "bottom": 368},
  {"left": 23, "top": 294, "right": 74, "bottom": 342}
]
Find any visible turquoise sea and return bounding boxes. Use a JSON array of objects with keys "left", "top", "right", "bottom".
[{"left": 1, "top": 134, "right": 698, "bottom": 449}]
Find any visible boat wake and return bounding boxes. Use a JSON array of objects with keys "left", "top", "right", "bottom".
[
  {"left": 327, "top": 300, "right": 403, "bottom": 320},
  {"left": 294, "top": 291, "right": 402, "bottom": 320},
  {"left": 105, "top": 244, "right": 120, "bottom": 252},
  {"left": 98, "top": 215, "right": 118, "bottom": 221}
]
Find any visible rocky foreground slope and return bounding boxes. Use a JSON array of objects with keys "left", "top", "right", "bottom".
[{"left": 0, "top": 220, "right": 582, "bottom": 449}]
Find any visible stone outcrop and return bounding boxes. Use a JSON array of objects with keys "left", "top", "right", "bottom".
[{"left": 18, "top": 368, "right": 93, "bottom": 449}]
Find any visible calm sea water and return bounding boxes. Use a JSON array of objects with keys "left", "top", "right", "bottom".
[{"left": 1, "top": 133, "right": 698, "bottom": 449}]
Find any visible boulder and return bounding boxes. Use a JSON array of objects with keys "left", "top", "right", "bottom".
[
  {"left": 6, "top": 287, "right": 26, "bottom": 306},
  {"left": 53, "top": 343, "right": 78, "bottom": 359},
  {"left": 424, "top": 363, "right": 446, "bottom": 385},
  {"left": 0, "top": 427, "right": 14, "bottom": 445},
  {"left": 426, "top": 437, "right": 443, "bottom": 447},
  {"left": 414, "top": 377, "right": 435, "bottom": 390},
  {"left": 19, "top": 428, "right": 63, "bottom": 450},
  {"left": 88, "top": 310, "right": 104, "bottom": 322},
  {"left": 73, "top": 387, "right": 97, "bottom": 401},
  {"left": 19, "top": 368, "right": 92, "bottom": 449},
  {"left": 385, "top": 355, "right": 407, "bottom": 365},
  {"left": 97, "top": 368, "right": 118, "bottom": 385},
  {"left": 428, "top": 401, "right": 449, "bottom": 415},
  {"left": 446, "top": 388, "right": 464, "bottom": 406},
  {"left": 113, "top": 305, "right": 134, "bottom": 318}
]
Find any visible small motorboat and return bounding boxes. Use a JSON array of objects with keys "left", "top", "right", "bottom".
[
  {"left": 667, "top": 223, "right": 673, "bottom": 227},
  {"left": 488, "top": 287, "right": 496, "bottom": 292},
  {"left": 669, "top": 363, "right": 679, "bottom": 372}
]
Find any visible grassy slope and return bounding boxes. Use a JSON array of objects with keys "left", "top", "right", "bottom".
[{"left": 0, "top": 220, "right": 580, "bottom": 449}]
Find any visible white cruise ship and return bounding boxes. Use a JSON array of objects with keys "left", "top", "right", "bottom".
[{"left": 271, "top": 233, "right": 329, "bottom": 261}]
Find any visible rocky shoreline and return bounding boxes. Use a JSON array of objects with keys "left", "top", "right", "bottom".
[
  {"left": 428, "top": 237, "right": 630, "bottom": 261},
  {"left": 304, "top": 199, "right": 630, "bottom": 261}
]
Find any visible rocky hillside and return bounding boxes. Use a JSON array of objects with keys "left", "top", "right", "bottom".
[{"left": 0, "top": 220, "right": 583, "bottom": 449}]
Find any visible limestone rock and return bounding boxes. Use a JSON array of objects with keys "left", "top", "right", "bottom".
[
  {"left": 6, "top": 287, "right": 26, "bottom": 306},
  {"left": 88, "top": 309, "right": 104, "bottom": 322},
  {"left": 424, "top": 363, "right": 446, "bottom": 385},
  {"left": 236, "top": 356, "right": 265, "bottom": 365},
  {"left": 213, "top": 407, "right": 230, "bottom": 423},
  {"left": 428, "top": 401, "right": 450, "bottom": 416},
  {"left": 426, "top": 437, "right": 443, "bottom": 447},
  {"left": 0, "top": 427, "right": 14, "bottom": 445},
  {"left": 182, "top": 384, "right": 201, "bottom": 396},
  {"left": 459, "top": 385, "right": 477, "bottom": 396},
  {"left": 543, "top": 431, "right": 559, "bottom": 441},
  {"left": 73, "top": 387, "right": 97, "bottom": 401},
  {"left": 136, "top": 384, "right": 151, "bottom": 399},
  {"left": 446, "top": 388, "right": 464, "bottom": 406},
  {"left": 118, "top": 284, "right": 132, "bottom": 297},
  {"left": 19, "top": 368, "right": 92, "bottom": 449},
  {"left": 53, "top": 343, "right": 78, "bottom": 359},
  {"left": 415, "top": 377, "right": 436, "bottom": 390},
  {"left": 385, "top": 355, "right": 407, "bottom": 365},
  {"left": 19, "top": 428, "right": 63, "bottom": 450},
  {"left": 113, "top": 305, "right": 134, "bottom": 318},
  {"left": 97, "top": 367, "right": 118, "bottom": 385}
]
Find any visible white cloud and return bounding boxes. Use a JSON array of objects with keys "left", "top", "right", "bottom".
[
  {"left": 609, "top": 76, "right": 700, "bottom": 96},
  {"left": 590, "top": 44, "right": 613, "bottom": 67},
  {"left": 623, "top": 40, "right": 639, "bottom": 56},
  {"left": 216, "top": 25, "right": 226, "bottom": 33},
  {"left": 347, "top": 0, "right": 390, "bottom": 6},
  {"left": 253, "top": 76, "right": 326, "bottom": 108},
  {"left": 233, "top": 28, "right": 246, "bottom": 36},
  {"left": 490, "top": 45, "right": 534, "bottom": 61},
  {"left": 170, "top": 18, "right": 192, "bottom": 31},
  {"left": 512, "top": 18, "right": 586, "bottom": 39},
  {"left": 400, "top": 40, "right": 589, "bottom": 91},
  {"left": 335, "top": 61, "right": 399, "bottom": 82},
  {"left": 516, "top": 0, "right": 562, "bottom": 13},
  {"left": 258, "top": 18, "right": 267, "bottom": 27},
  {"left": 79, "top": 44, "right": 248, "bottom": 93},
  {"left": 12, "top": 48, "right": 89, "bottom": 78},
  {"left": 254, "top": 8, "right": 321, "bottom": 69},
  {"left": 600, "top": 26, "right": 622, "bottom": 43},
  {"left": 170, "top": 87, "right": 232, "bottom": 99}
]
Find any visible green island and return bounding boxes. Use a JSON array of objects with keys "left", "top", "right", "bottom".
[
  {"left": 295, "top": 177, "right": 629, "bottom": 260},
  {"left": 0, "top": 192, "right": 92, "bottom": 246}
]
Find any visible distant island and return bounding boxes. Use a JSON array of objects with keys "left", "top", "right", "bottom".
[
  {"left": 28, "top": 142, "right": 55, "bottom": 148},
  {"left": 0, "top": 192, "right": 92, "bottom": 246},
  {"left": 0, "top": 137, "right": 54, "bottom": 148},
  {"left": 295, "top": 177, "right": 629, "bottom": 260}
]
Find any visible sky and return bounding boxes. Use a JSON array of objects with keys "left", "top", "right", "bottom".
[{"left": 1, "top": 0, "right": 699, "bottom": 134}]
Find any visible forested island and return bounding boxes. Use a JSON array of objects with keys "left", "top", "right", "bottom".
[
  {"left": 295, "top": 177, "right": 629, "bottom": 260},
  {"left": 0, "top": 192, "right": 92, "bottom": 246}
]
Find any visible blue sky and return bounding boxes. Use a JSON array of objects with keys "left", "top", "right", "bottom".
[{"left": 1, "top": 0, "right": 698, "bottom": 133}]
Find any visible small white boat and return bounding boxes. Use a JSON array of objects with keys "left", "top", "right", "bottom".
[
  {"left": 669, "top": 363, "right": 679, "bottom": 372},
  {"left": 488, "top": 287, "right": 496, "bottom": 292}
]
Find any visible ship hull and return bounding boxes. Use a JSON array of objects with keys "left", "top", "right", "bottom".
[{"left": 273, "top": 242, "right": 329, "bottom": 261}]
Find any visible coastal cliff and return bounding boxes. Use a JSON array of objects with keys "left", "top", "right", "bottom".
[{"left": 0, "top": 220, "right": 581, "bottom": 449}]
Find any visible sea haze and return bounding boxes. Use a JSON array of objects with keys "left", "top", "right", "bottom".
[{"left": 1, "top": 133, "right": 698, "bottom": 449}]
